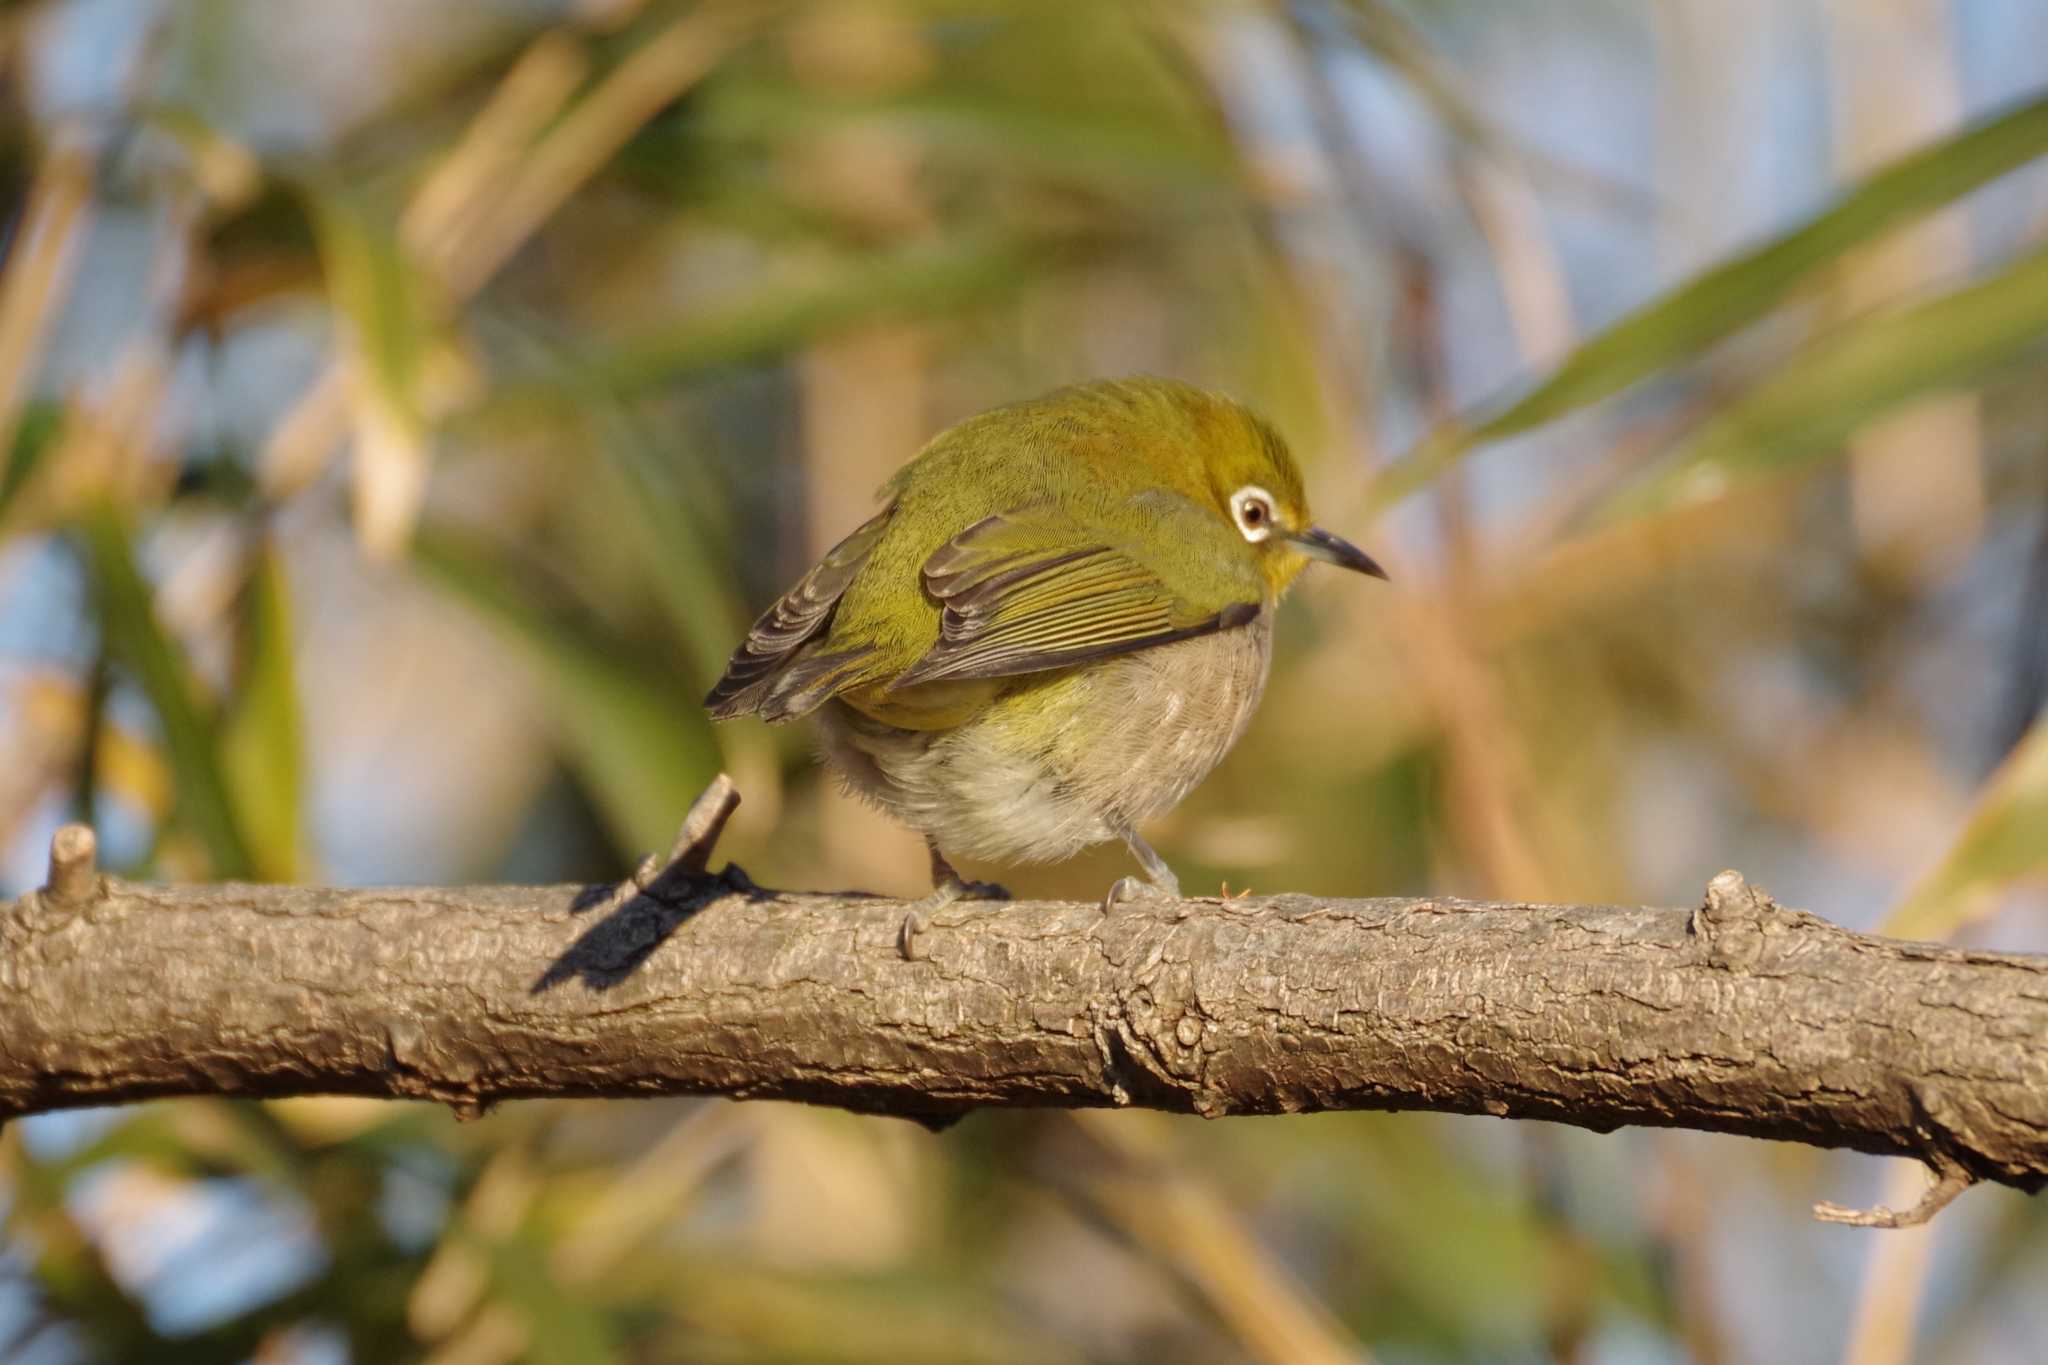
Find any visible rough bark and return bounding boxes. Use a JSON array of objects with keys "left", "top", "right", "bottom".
[{"left": 3, "top": 788, "right": 2045, "bottom": 1222}]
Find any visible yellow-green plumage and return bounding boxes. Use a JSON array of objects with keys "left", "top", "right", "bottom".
[{"left": 705, "top": 377, "right": 1384, "bottom": 911}]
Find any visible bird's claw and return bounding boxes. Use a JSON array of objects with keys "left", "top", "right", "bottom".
[
  {"left": 1101, "top": 874, "right": 1178, "bottom": 914},
  {"left": 898, "top": 909, "right": 930, "bottom": 961},
  {"left": 898, "top": 878, "right": 1012, "bottom": 960}
]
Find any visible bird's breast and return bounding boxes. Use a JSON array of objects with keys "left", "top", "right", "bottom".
[
  {"left": 816, "top": 611, "right": 1274, "bottom": 865},
  {"left": 1052, "top": 610, "right": 1274, "bottom": 826}
]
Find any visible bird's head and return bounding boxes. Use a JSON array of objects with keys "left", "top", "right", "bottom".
[{"left": 1159, "top": 381, "right": 1389, "bottom": 597}]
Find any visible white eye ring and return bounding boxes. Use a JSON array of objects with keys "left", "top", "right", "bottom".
[{"left": 1230, "top": 485, "right": 1277, "bottom": 543}]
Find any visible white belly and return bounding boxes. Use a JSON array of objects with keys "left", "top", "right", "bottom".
[{"left": 818, "top": 614, "right": 1273, "bottom": 864}]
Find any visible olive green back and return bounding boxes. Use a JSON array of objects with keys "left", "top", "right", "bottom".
[{"left": 831, "top": 377, "right": 1296, "bottom": 667}]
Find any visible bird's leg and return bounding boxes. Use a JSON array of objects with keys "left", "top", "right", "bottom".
[
  {"left": 1102, "top": 828, "right": 1181, "bottom": 913},
  {"left": 925, "top": 841, "right": 1013, "bottom": 903},
  {"left": 899, "top": 841, "right": 1010, "bottom": 960}
]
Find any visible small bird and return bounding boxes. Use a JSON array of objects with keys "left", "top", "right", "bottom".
[{"left": 705, "top": 377, "right": 1385, "bottom": 949}]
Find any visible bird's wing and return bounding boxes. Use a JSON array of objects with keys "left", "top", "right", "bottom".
[
  {"left": 890, "top": 506, "right": 1259, "bottom": 689},
  {"left": 703, "top": 505, "right": 893, "bottom": 721}
]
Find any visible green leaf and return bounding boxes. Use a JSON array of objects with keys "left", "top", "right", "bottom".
[
  {"left": 696, "top": 82, "right": 1235, "bottom": 190},
  {"left": 535, "top": 233, "right": 1040, "bottom": 400},
  {"left": 0, "top": 399, "right": 63, "bottom": 523},
  {"left": 139, "top": 103, "right": 262, "bottom": 208},
  {"left": 306, "top": 186, "right": 433, "bottom": 419},
  {"left": 489, "top": 327, "right": 748, "bottom": 692},
  {"left": 412, "top": 530, "right": 721, "bottom": 854},
  {"left": 77, "top": 505, "right": 254, "bottom": 877},
  {"left": 1887, "top": 716, "right": 2048, "bottom": 941},
  {"left": 1605, "top": 238, "right": 2048, "bottom": 519},
  {"left": 222, "top": 540, "right": 306, "bottom": 881},
  {"left": 489, "top": 1232, "right": 628, "bottom": 1365},
  {"left": 1376, "top": 89, "right": 2048, "bottom": 505},
  {"left": 307, "top": 183, "right": 440, "bottom": 555},
  {"left": 593, "top": 420, "right": 748, "bottom": 692}
]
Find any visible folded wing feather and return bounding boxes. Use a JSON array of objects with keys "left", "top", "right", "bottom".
[
  {"left": 890, "top": 507, "right": 1257, "bottom": 689},
  {"left": 702, "top": 506, "right": 893, "bottom": 721}
]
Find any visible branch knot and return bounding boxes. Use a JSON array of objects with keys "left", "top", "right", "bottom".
[
  {"left": 1689, "top": 869, "right": 1819, "bottom": 970},
  {"left": 20, "top": 824, "right": 105, "bottom": 929}
]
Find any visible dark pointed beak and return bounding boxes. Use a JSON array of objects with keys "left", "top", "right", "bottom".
[{"left": 1287, "top": 526, "right": 1389, "bottom": 580}]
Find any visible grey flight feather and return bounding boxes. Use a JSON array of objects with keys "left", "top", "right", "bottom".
[
  {"left": 702, "top": 505, "right": 893, "bottom": 722},
  {"left": 889, "top": 511, "right": 1260, "bottom": 689}
]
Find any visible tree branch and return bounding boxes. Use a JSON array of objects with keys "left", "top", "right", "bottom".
[{"left": 4, "top": 783, "right": 2044, "bottom": 1225}]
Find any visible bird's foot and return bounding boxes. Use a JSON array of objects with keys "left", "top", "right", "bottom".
[
  {"left": 1114, "top": 826, "right": 1196, "bottom": 912},
  {"left": 1101, "top": 870, "right": 1180, "bottom": 914},
  {"left": 1106, "top": 828, "right": 1182, "bottom": 914},
  {"left": 898, "top": 875, "right": 1011, "bottom": 961},
  {"left": 945, "top": 877, "right": 1013, "bottom": 904}
]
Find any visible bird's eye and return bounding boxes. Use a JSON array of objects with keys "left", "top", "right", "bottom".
[{"left": 1230, "top": 485, "right": 1277, "bottom": 543}]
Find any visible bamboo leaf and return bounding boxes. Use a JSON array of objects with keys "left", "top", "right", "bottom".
[
  {"left": 593, "top": 420, "right": 748, "bottom": 692},
  {"left": 1887, "top": 717, "right": 2048, "bottom": 941},
  {"left": 412, "top": 530, "right": 720, "bottom": 854},
  {"left": 484, "top": 326, "right": 748, "bottom": 693},
  {"left": 77, "top": 505, "right": 253, "bottom": 877},
  {"left": 307, "top": 186, "right": 439, "bottom": 558},
  {"left": 221, "top": 540, "right": 306, "bottom": 881},
  {"left": 489, "top": 1232, "right": 628, "bottom": 1365},
  {"left": 140, "top": 104, "right": 262, "bottom": 210},
  {"left": 308, "top": 188, "right": 433, "bottom": 418},
  {"left": 0, "top": 399, "right": 62, "bottom": 525},
  {"left": 540, "top": 233, "right": 1040, "bottom": 400},
  {"left": 693, "top": 82, "right": 1235, "bottom": 189},
  {"left": 1604, "top": 238, "right": 2048, "bottom": 519},
  {"left": 1377, "top": 89, "right": 2048, "bottom": 505}
]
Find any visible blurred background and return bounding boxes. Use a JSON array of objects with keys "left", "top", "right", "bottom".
[{"left": 1, "top": 0, "right": 2045, "bottom": 1360}]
